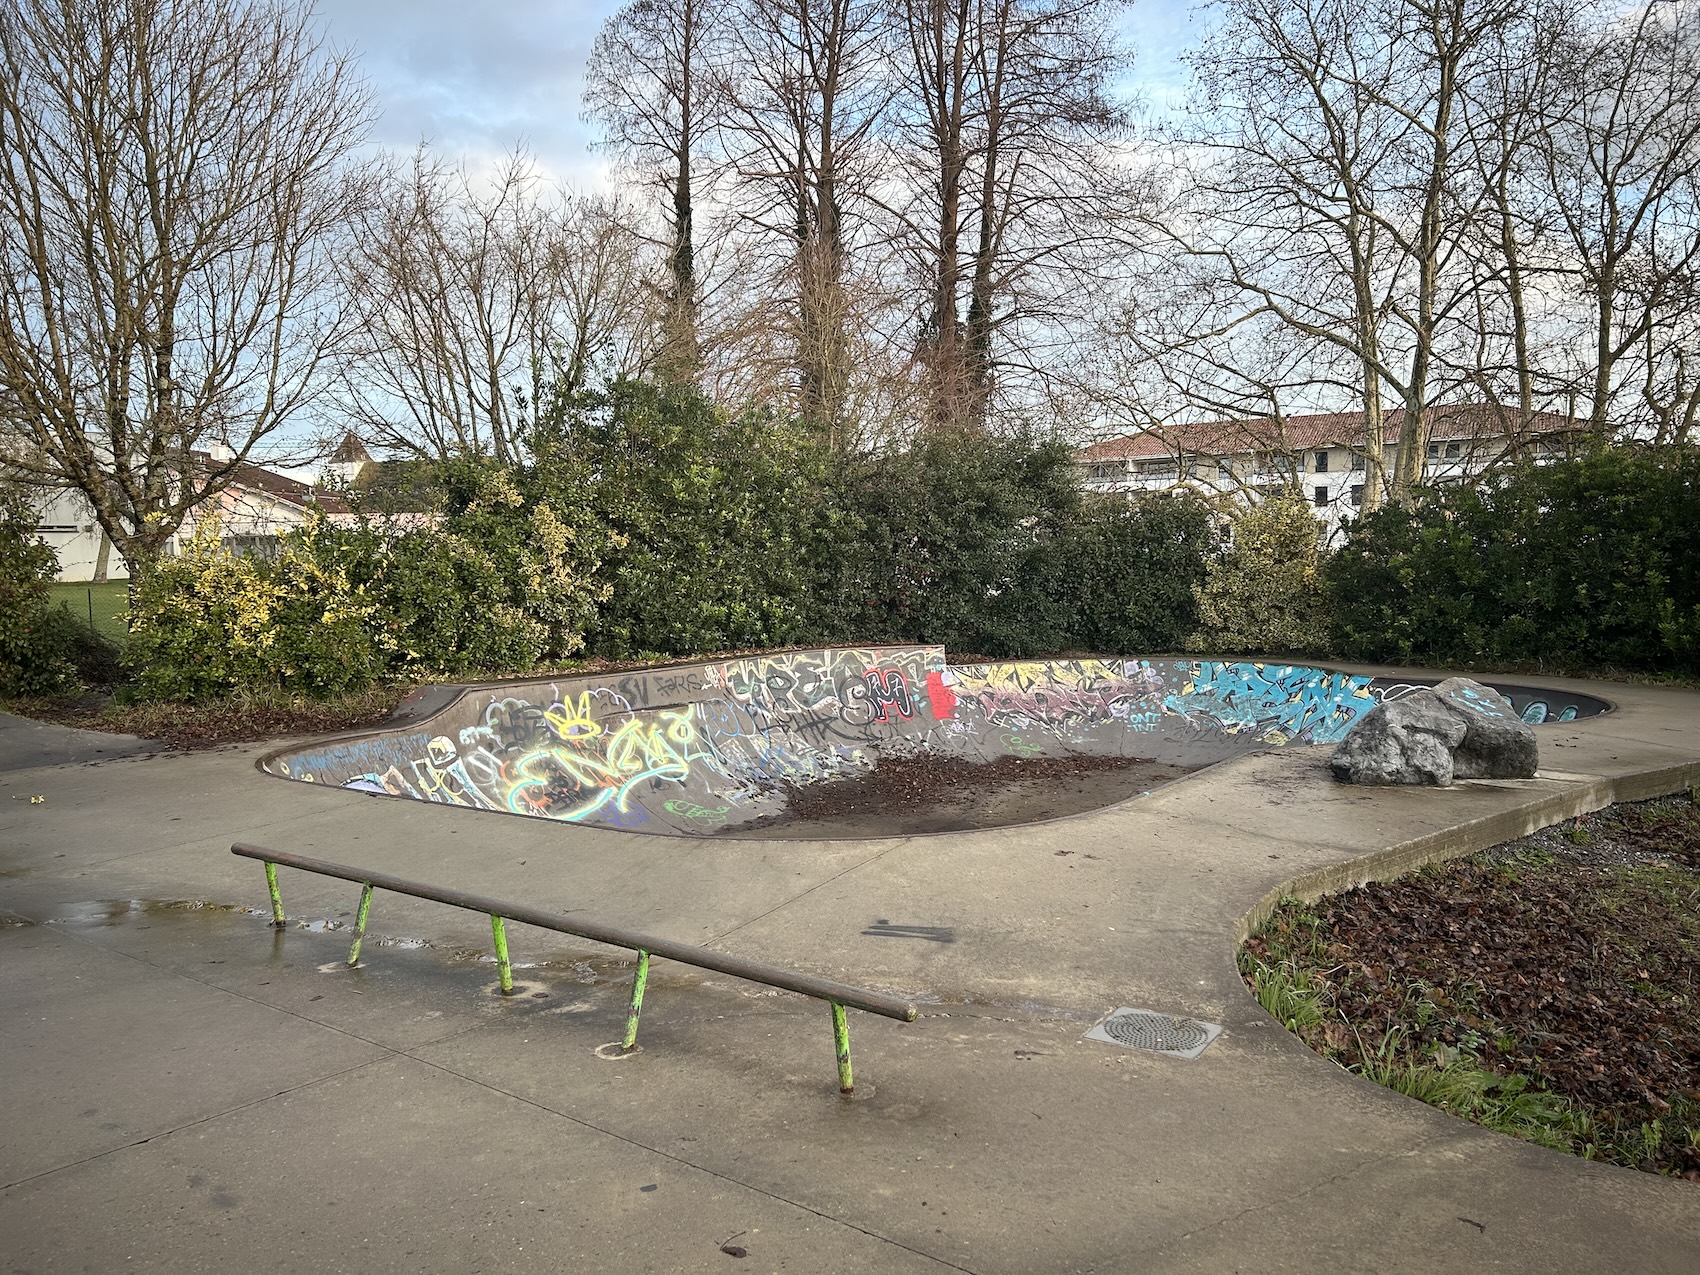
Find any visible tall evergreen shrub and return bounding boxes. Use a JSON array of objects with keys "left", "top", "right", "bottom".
[{"left": 1327, "top": 447, "right": 1700, "bottom": 672}]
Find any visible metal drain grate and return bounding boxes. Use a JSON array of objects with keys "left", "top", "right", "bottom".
[{"left": 1084, "top": 1008, "right": 1223, "bottom": 1060}]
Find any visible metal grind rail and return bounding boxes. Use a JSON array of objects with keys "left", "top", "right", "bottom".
[{"left": 232, "top": 843, "right": 916, "bottom": 1093}]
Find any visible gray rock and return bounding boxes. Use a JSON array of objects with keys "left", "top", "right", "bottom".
[
  {"left": 1431, "top": 677, "right": 1541, "bottom": 778},
  {"left": 1328, "top": 690, "right": 1466, "bottom": 785},
  {"left": 1329, "top": 678, "right": 1537, "bottom": 786}
]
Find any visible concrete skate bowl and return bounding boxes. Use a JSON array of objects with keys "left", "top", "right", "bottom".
[{"left": 257, "top": 647, "right": 1610, "bottom": 838}]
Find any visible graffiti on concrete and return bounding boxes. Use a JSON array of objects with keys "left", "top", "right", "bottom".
[
  {"left": 1163, "top": 663, "right": 1377, "bottom": 745},
  {"left": 1369, "top": 679, "right": 1604, "bottom": 727},
  {"left": 262, "top": 649, "right": 1606, "bottom": 836},
  {"left": 268, "top": 647, "right": 944, "bottom": 833},
  {"left": 945, "top": 660, "right": 1166, "bottom": 734}
]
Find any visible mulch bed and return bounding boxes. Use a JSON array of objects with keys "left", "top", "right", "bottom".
[
  {"left": 1247, "top": 797, "right": 1700, "bottom": 1177},
  {"left": 12, "top": 691, "right": 410, "bottom": 750},
  {"left": 775, "top": 751, "right": 1171, "bottom": 818}
]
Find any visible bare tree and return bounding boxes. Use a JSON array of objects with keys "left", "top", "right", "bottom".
[
  {"left": 336, "top": 150, "right": 657, "bottom": 462},
  {"left": 719, "top": 0, "right": 890, "bottom": 443},
  {"left": 584, "top": 0, "right": 729, "bottom": 384},
  {"left": 1536, "top": 0, "right": 1700, "bottom": 435},
  {"left": 1156, "top": 0, "right": 1541, "bottom": 507},
  {"left": 0, "top": 0, "right": 371, "bottom": 574},
  {"left": 887, "top": 0, "right": 1134, "bottom": 433}
]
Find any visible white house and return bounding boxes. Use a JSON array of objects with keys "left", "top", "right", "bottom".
[
  {"left": 1076, "top": 405, "right": 1586, "bottom": 539},
  {"left": 29, "top": 443, "right": 352, "bottom": 581}
]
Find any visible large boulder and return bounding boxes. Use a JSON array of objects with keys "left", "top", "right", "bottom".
[{"left": 1330, "top": 678, "right": 1537, "bottom": 786}]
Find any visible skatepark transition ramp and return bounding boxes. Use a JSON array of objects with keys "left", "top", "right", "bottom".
[{"left": 258, "top": 647, "right": 1608, "bottom": 837}]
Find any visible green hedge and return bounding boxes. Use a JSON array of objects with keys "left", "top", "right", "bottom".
[
  {"left": 1327, "top": 447, "right": 1700, "bottom": 673},
  {"left": 0, "top": 491, "right": 78, "bottom": 696},
  {"left": 1191, "top": 493, "right": 1332, "bottom": 657},
  {"left": 104, "top": 381, "right": 1230, "bottom": 699}
]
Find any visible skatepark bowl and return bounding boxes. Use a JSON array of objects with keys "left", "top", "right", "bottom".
[{"left": 259, "top": 646, "right": 1610, "bottom": 838}]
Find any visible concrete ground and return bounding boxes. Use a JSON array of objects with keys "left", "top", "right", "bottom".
[{"left": 2, "top": 666, "right": 1697, "bottom": 1274}]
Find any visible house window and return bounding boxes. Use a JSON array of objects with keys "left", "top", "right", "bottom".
[
  {"left": 1444, "top": 441, "right": 1461, "bottom": 458},
  {"left": 1426, "top": 441, "right": 1440, "bottom": 458},
  {"left": 1313, "top": 485, "right": 1329, "bottom": 507},
  {"left": 1087, "top": 462, "right": 1122, "bottom": 481},
  {"left": 1314, "top": 450, "right": 1329, "bottom": 473},
  {"left": 1351, "top": 484, "right": 1364, "bottom": 507},
  {"left": 1350, "top": 452, "right": 1365, "bottom": 471}
]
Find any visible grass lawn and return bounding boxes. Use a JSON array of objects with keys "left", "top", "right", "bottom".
[{"left": 46, "top": 580, "right": 129, "bottom": 641}]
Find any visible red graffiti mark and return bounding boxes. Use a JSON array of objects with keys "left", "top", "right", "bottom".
[{"left": 926, "top": 670, "right": 956, "bottom": 720}]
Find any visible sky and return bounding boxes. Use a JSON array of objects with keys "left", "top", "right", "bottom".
[{"left": 312, "top": 0, "right": 1208, "bottom": 187}]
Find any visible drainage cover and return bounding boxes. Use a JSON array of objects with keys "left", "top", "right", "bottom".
[{"left": 1084, "top": 1008, "right": 1223, "bottom": 1060}]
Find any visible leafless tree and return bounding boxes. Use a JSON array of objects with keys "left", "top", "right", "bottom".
[
  {"left": 584, "top": 0, "right": 729, "bottom": 384},
  {"left": 885, "top": 0, "right": 1134, "bottom": 433},
  {"left": 719, "top": 0, "right": 890, "bottom": 444},
  {"left": 336, "top": 150, "right": 658, "bottom": 462},
  {"left": 1535, "top": 0, "right": 1700, "bottom": 436},
  {"left": 1153, "top": 0, "right": 1546, "bottom": 507},
  {"left": 0, "top": 0, "right": 371, "bottom": 574}
]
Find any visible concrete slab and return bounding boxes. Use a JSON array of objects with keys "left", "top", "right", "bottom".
[
  {"left": 0, "top": 1053, "right": 955, "bottom": 1274},
  {"left": 1, "top": 661, "right": 1697, "bottom": 1272},
  {"left": 0, "top": 711, "right": 153, "bottom": 772},
  {"left": 0, "top": 924, "right": 389, "bottom": 1185}
]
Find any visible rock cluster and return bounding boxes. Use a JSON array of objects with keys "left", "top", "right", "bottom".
[{"left": 1329, "top": 677, "right": 1538, "bottom": 786}]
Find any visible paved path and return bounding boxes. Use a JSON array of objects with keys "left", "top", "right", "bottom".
[
  {"left": 2, "top": 666, "right": 1697, "bottom": 1273},
  {"left": 0, "top": 710, "right": 152, "bottom": 772}
]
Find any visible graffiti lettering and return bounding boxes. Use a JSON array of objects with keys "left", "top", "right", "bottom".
[
  {"left": 664, "top": 799, "right": 732, "bottom": 821},
  {"left": 859, "top": 669, "right": 914, "bottom": 723}
]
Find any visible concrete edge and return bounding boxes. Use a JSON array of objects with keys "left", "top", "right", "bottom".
[{"left": 1235, "top": 758, "right": 1700, "bottom": 945}]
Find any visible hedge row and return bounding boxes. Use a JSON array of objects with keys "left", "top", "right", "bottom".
[
  {"left": 1327, "top": 446, "right": 1700, "bottom": 674},
  {"left": 115, "top": 380, "right": 1222, "bottom": 700},
  {"left": 11, "top": 379, "right": 1694, "bottom": 704}
]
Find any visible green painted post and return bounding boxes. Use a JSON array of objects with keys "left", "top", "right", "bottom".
[
  {"left": 264, "top": 861, "right": 285, "bottom": 928},
  {"left": 621, "top": 949, "right": 651, "bottom": 1050},
  {"left": 489, "top": 914, "right": 515, "bottom": 995},
  {"left": 346, "top": 883, "right": 374, "bottom": 967},
  {"left": 832, "top": 1002, "right": 853, "bottom": 1094}
]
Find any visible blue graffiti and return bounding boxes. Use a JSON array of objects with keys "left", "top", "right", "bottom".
[{"left": 1161, "top": 662, "right": 1377, "bottom": 745}]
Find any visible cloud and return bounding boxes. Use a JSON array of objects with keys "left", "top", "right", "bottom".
[
  {"left": 314, "top": 1, "right": 1205, "bottom": 187},
  {"left": 317, "top": 0, "right": 620, "bottom": 187}
]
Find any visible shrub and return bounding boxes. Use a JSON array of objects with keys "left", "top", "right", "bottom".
[
  {"left": 36, "top": 607, "right": 124, "bottom": 687},
  {"left": 1044, "top": 492, "right": 1216, "bottom": 655},
  {"left": 1191, "top": 493, "right": 1332, "bottom": 656},
  {"left": 429, "top": 457, "right": 609, "bottom": 664},
  {"left": 1328, "top": 446, "right": 1700, "bottom": 672},
  {"left": 536, "top": 379, "right": 832, "bottom": 657},
  {"left": 125, "top": 518, "right": 286, "bottom": 701},
  {"left": 824, "top": 432, "right": 1086, "bottom": 656},
  {"left": 0, "top": 490, "right": 77, "bottom": 696},
  {"left": 263, "top": 516, "right": 396, "bottom": 697}
]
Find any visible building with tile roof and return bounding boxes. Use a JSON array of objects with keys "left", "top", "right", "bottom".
[
  {"left": 31, "top": 444, "right": 351, "bottom": 581},
  {"left": 1075, "top": 405, "right": 1587, "bottom": 538}
]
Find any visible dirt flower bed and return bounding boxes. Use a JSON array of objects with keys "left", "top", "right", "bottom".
[{"left": 1241, "top": 795, "right": 1700, "bottom": 1180}]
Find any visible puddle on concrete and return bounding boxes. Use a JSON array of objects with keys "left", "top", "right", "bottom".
[{"left": 45, "top": 898, "right": 269, "bottom": 926}]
